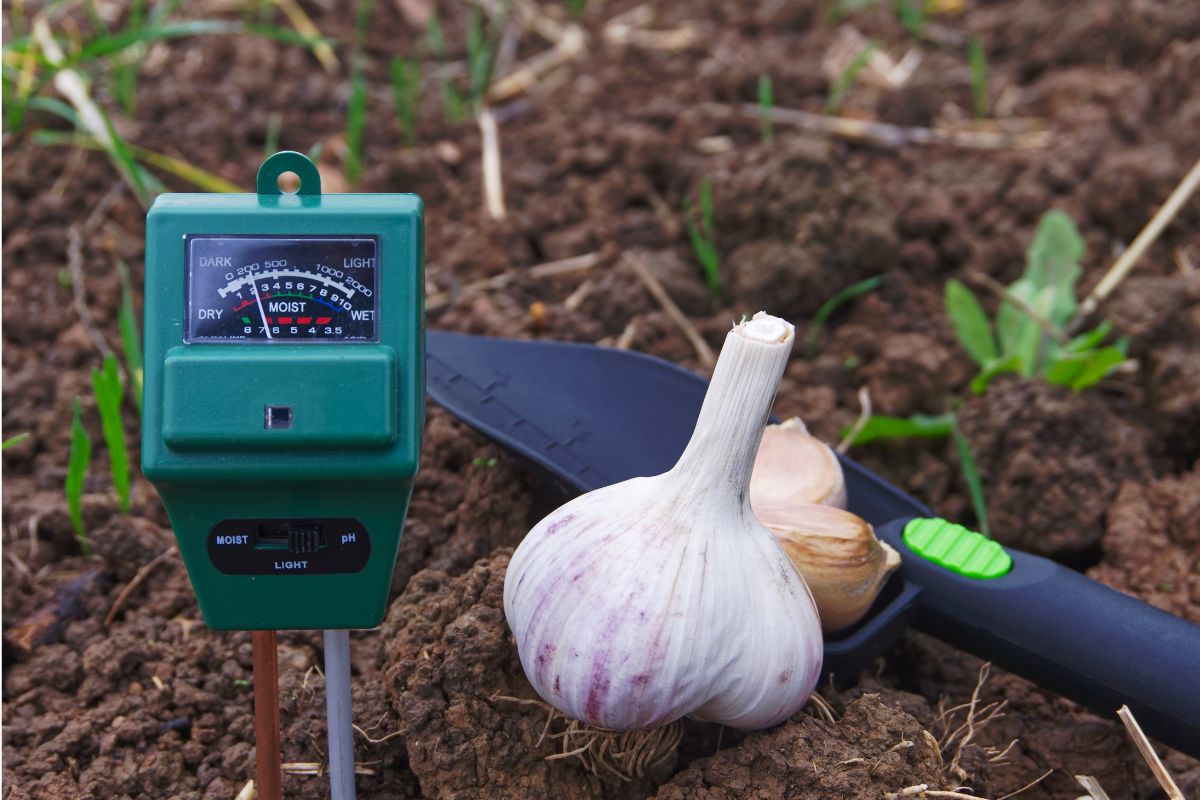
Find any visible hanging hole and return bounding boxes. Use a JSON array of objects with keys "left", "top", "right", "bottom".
[{"left": 277, "top": 171, "right": 301, "bottom": 194}]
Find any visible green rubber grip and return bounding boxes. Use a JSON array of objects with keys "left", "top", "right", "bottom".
[{"left": 902, "top": 517, "right": 1011, "bottom": 579}]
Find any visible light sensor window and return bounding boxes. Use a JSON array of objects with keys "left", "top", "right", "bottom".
[{"left": 264, "top": 405, "right": 293, "bottom": 429}]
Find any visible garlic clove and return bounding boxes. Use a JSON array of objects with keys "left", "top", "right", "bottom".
[
  {"left": 750, "top": 417, "right": 847, "bottom": 511},
  {"left": 754, "top": 503, "right": 900, "bottom": 632}
]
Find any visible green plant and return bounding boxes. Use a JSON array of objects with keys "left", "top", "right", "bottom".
[
  {"left": 683, "top": 179, "right": 722, "bottom": 304},
  {"left": 344, "top": 0, "right": 373, "bottom": 186},
  {"left": 843, "top": 411, "right": 956, "bottom": 448},
  {"left": 894, "top": 0, "right": 926, "bottom": 37},
  {"left": 67, "top": 398, "right": 93, "bottom": 554},
  {"left": 473, "top": 456, "right": 498, "bottom": 468},
  {"left": 944, "top": 210, "right": 1128, "bottom": 393},
  {"left": 465, "top": 7, "right": 495, "bottom": 108},
  {"left": 968, "top": 35, "right": 989, "bottom": 119},
  {"left": 758, "top": 74, "right": 773, "bottom": 143},
  {"left": 805, "top": 274, "right": 885, "bottom": 357},
  {"left": 92, "top": 354, "right": 131, "bottom": 512},
  {"left": 391, "top": 57, "right": 421, "bottom": 147},
  {"left": 566, "top": 0, "right": 588, "bottom": 15},
  {"left": 4, "top": 11, "right": 327, "bottom": 201},
  {"left": 952, "top": 424, "right": 989, "bottom": 536},
  {"left": 116, "top": 261, "right": 143, "bottom": 414},
  {"left": 2, "top": 433, "right": 31, "bottom": 450},
  {"left": 824, "top": 39, "right": 878, "bottom": 115},
  {"left": 426, "top": 14, "right": 465, "bottom": 124}
]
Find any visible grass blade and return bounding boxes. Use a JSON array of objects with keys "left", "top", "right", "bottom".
[
  {"left": 116, "top": 260, "right": 143, "bottom": 414},
  {"left": 91, "top": 354, "right": 131, "bottom": 512},
  {"left": 67, "top": 397, "right": 93, "bottom": 553},
  {"left": 391, "top": 57, "right": 420, "bottom": 147},
  {"left": 683, "top": 179, "right": 723, "bottom": 304},
  {"left": 825, "top": 39, "right": 878, "bottom": 115},
  {"left": 805, "top": 274, "right": 885, "bottom": 357},
  {"left": 758, "top": 74, "right": 773, "bottom": 143},
  {"left": 345, "top": 0, "right": 373, "bottom": 185},
  {"left": 953, "top": 423, "right": 990, "bottom": 537},
  {"left": 2, "top": 432, "right": 31, "bottom": 449},
  {"left": 842, "top": 411, "right": 956, "bottom": 447},
  {"left": 944, "top": 278, "right": 996, "bottom": 366},
  {"left": 968, "top": 35, "right": 989, "bottom": 119}
]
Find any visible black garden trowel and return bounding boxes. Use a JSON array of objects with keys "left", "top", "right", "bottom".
[{"left": 425, "top": 329, "right": 1200, "bottom": 756}]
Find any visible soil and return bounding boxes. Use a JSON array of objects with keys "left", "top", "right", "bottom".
[{"left": 4, "top": 0, "right": 1200, "bottom": 797}]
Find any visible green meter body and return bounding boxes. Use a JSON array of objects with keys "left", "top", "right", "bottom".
[{"left": 142, "top": 153, "right": 424, "bottom": 630}]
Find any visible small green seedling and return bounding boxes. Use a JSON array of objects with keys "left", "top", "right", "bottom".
[
  {"left": 92, "top": 354, "right": 131, "bottom": 512},
  {"left": 426, "top": 14, "right": 465, "bottom": 124},
  {"left": 117, "top": 261, "right": 144, "bottom": 414},
  {"left": 473, "top": 456, "right": 498, "bottom": 468},
  {"left": 465, "top": 7, "right": 495, "bottom": 107},
  {"left": 968, "top": 36, "right": 989, "bottom": 119},
  {"left": 391, "top": 57, "right": 421, "bottom": 147},
  {"left": 825, "top": 39, "right": 878, "bottom": 115},
  {"left": 944, "top": 210, "right": 1128, "bottom": 393},
  {"left": 805, "top": 274, "right": 885, "bottom": 358},
  {"left": 952, "top": 424, "right": 989, "bottom": 537},
  {"left": 894, "top": 0, "right": 926, "bottom": 37},
  {"left": 758, "top": 74, "right": 774, "bottom": 143},
  {"left": 684, "top": 179, "right": 722, "bottom": 304},
  {"left": 843, "top": 411, "right": 956, "bottom": 448},
  {"left": 344, "top": 0, "right": 374, "bottom": 186},
  {"left": 2, "top": 432, "right": 31, "bottom": 450},
  {"left": 67, "top": 398, "right": 93, "bottom": 554}
]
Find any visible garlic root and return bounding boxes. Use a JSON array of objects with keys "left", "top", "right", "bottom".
[{"left": 755, "top": 503, "right": 900, "bottom": 632}]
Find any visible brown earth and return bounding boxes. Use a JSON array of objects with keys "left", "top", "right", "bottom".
[{"left": 4, "top": 0, "right": 1200, "bottom": 797}]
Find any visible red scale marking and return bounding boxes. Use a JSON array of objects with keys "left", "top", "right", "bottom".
[
  {"left": 316, "top": 317, "right": 332, "bottom": 324},
  {"left": 298, "top": 317, "right": 312, "bottom": 324},
  {"left": 277, "top": 317, "right": 293, "bottom": 324}
]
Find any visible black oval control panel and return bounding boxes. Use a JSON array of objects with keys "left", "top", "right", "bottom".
[{"left": 207, "top": 518, "right": 371, "bottom": 575}]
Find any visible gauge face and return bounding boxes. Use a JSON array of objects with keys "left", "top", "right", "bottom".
[{"left": 185, "top": 236, "right": 378, "bottom": 342}]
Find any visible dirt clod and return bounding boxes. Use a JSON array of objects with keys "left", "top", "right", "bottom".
[{"left": 956, "top": 378, "right": 1153, "bottom": 558}]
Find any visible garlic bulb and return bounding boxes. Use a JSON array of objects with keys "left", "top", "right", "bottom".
[
  {"left": 750, "top": 417, "right": 847, "bottom": 510},
  {"left": 504, "top": 312, "right": 823, "bottom": 731},
  {"left": 754, "top": 503, "right": 900, "bottom": 632}
]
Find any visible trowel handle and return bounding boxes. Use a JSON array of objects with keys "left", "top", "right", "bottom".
[{"left": 876, "top": 518, "right": 1200, "bottom": 758}]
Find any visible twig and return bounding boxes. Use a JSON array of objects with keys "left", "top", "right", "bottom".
[
  {"left": 427, "top": 251, "right": 605, "bottom": 309},
  {"left": 1173, "top": 246, "right": 1196, "bottom": 276},
  {"left": 967, "top": 272, "right": 1068, "bottom": 345},
  {"left": 478, "top": 107, "right": 507, "bottom": 221},
  {"left": 487, "top": 25, "right": 585, "bottom": 103},
  {"left": 1074, "top": 775, "right": 1112, "bottom": 800},
  {"left": 614, "top": 320, "right": 638, "bottom": 349},
  {"left": 105, "top": 546, "right": 178, "bottom": 626},
  {"left": 626, "top": 253, "right": 715, "bottom": 369},
  {"left": 233, "top": 779, "right": 256, "bottom": 800},
  {"left": 703, "top": 103, "right": 1050, "bottom": 150},
  {"left": 807, "top": 693, "right": 838, "bottom": 724},
  {"left": 281, "top": 762, "right": 376, "bottom": 776},
  {"left": 1074, "top": 157, "right": 1200, "bottom": 328},
  {"left": 1116, "top": 705, "right": 1184, "bottom": 800},
  {"left": 271, "top": 0, "right": 338, "bottom": 72},
  {"left": 997, "top": 769, "right": 1053, "bottom": 799},
  {"left": 836, "top": 386, "right": 872, "bottom": 453}
]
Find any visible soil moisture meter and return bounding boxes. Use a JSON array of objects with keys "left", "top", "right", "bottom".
[{"left": 142, "top": 151, "right": 424, "bottom": 631}]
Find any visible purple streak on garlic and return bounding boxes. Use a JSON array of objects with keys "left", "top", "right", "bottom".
[{"left": 504, "top": 312, "right": 823, "bottom": 731}]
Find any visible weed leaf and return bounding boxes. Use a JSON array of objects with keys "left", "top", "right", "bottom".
[
  {"left": 66, "top": 398, "right": 93, "bottom": 553},
  {"left": 953, "top": 424, "right": 990, "bottom": 537},
  {"left": 944, "top": 279, "right": 996, "bottom": 366},
  {"left": 806, "top": 274, "right": 885, "bottom": 357},
  {"left": 92, "top": 354, "right": 131, "bottom": 512},
  {"left": 843, "top": 412, "right": 956, "bottom": 447}
]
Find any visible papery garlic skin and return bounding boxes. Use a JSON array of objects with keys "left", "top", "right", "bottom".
[
  {"left": 505, "top": 313, "right": 823, "bottom": 731},
  {"left": 751, "top": 417, "right": 847, "bottom": 510},
  {"left": 755, "top": 503, "right": 900, "bottom": 632}
]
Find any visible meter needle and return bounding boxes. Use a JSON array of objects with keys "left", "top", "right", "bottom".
[{"left": 251, "top": 278, "right": 273, "bottom": 340}]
